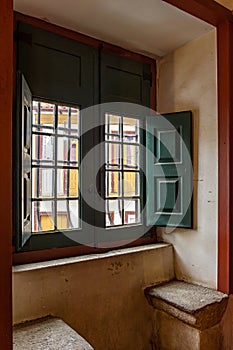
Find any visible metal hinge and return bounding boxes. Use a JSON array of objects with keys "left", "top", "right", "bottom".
[
  {"left": 143, "top": 71, "right": 153, "bottom": 87},
  {"left": 14, "top": 31, "right": 32, "bottom": 46}
]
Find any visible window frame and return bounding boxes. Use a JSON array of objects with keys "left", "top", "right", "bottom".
[{"left": 12, "top": 13, "right": 157, "bottom": 265}]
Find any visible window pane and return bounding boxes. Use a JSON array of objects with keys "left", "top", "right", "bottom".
[
  {"left": 32, "top": 168, "right": 54, "bottom": 198},
  {"left": 123, "top": 144, "right": 139, "bottom": 169},
  {"left": 57, "top": 169, "right": 79, "bottom": 198},
  {"left": 105, "top": 143, "right": 121, "bottom": 169},
  {"left": 58, "top": 105, "right": 69, "bottom": 134},
  {"left": 32, "top": 101, "right": 55, "bottom": 133},
  {"left": 105, "top": 171, "right": 122, "bottom": 197},
  {"left": 57, "top": 137, "right": 79, "bottom": 165},
  {"left": 124, "top": 199, "right": 141, "bottom": 224},
  {"left": 106, "top": 200, "right": 122, "bottom": 227},
  {"left": 57, "top": 200, "right": 79, "bottom": 229},
  {"left": 58, "top": 106, "right": 79, "bottom": 136},
  {"left": 32, "top": 135, "right": 54, "bottom": 165},
  {"left": 124, "top": 172, "right": 140, "bottom": 197},
  {"left": 105, "top": 114, "right": 121, "bottom": 141},
  {"left": 32, "top": 201, "right": 54, "bottom": 232},
  {"left": 70, "top": 108, "right": 79, "bottom": 136},
  {"left": 123, "top": 117, "right": 139, "bottom": 143}
]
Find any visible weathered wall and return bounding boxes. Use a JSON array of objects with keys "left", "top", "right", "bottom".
[
  {"left": 157, "top": 30, "right": 218, "bottom": 288},
  {"left": 13, "top": 244, "right": 174, "bottom": 350}
]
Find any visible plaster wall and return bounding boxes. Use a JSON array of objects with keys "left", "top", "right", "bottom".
[
  {"left": 13, "top": 244, "right": 174, "bottom": 350},
  {"left": 157, "top": 30, "right": 218, "bottom": 288}
]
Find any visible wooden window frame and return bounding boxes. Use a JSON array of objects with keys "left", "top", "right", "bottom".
[{"left": 13, "top": 12, "right": 157, "bottom": 265}]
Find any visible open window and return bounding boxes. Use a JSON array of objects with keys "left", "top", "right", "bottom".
[{"left": 14, "top": 21, "right": 192, "bottom": 261}]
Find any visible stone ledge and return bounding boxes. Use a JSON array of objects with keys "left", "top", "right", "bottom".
[
  {"left": 13, "top": 317, "right": 94, "bottom": 350},
  {"left": 145, "top": 280, "right": 228, "bottom": 330}
]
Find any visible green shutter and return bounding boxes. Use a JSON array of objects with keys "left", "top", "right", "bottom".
[
  {"left": 17, "top": 22, "right": 97, "bottom": 108},
  {"left": 101, "top": 51, "right": 151, "bottom": 107},
  {"left": 146, "top": 111, "right": 193, "bottom": 228},
  {"left": 15, "top": 72, "right": 32, "bottom": 249}
]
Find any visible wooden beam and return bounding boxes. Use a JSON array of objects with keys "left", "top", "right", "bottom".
[
  {"left": 217, "top": 20, "right": 233, "bottom": 294},
  {"left": 162, "top": 0, "right": 232, "bottom": 26},
  {"left": 0, "top": 0, "right": 13, "bottom": 348}
]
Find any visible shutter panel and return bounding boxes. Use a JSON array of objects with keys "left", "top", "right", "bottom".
[
  {"left": 16, "top": 72, "right": 32, "bottom": 249},
  {"left": 146, "top": 111, "right": 192, "bottom": 228},
  {"left": 101, "top": 51, "right": 151, "bottom": 107}
]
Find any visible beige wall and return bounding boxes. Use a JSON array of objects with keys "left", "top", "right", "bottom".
[
  {"left": 13, "top": 244, "right": 174, "bottom": 350},
  {"left": 157, "top": 30, "right": 218, "bottom": 288}
]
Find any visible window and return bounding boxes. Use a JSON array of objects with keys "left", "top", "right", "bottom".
[
  {"left": 105, "top": 114, "right": 141, "bottom": 227},
  {"left": 31, "top": 101, "right": 80, "bottom": 233},
  {"left": 14, "top": 21, "right": 192, "bottom": 262}
]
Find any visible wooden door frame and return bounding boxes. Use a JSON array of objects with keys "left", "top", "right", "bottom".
[
  {"left": 0, "top": 0, "right": 13, "bottom": 349},
  {"left": 1, "top": 0, "right": 233, "bottom": 348}
]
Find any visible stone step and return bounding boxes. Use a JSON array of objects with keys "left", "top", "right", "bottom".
[
  {"left": 145, "top": 280, "right": 228, "bottom": 330},
  {"left": 145, "top": 280, "right": 229, "bottom": 350},
  {"left": 13, "top": 317, "right": 94, "bottom": 350}
]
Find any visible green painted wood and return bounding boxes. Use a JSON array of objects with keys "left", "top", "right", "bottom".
[
  {"left": 17, "top": 22, "right": 97, "bottom": 108},
  {"left": 15, "top": 73, "right": 32, "bottom": 249},
  {"left": 101, "top": 52, "right": 151, "bottom": 107},
  {"left": 146, "top": 111, "right": 192, "bottom": 228}
]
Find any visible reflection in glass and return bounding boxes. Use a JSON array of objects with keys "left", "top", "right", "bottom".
[
  {"left": 123, "top": 144, "right": 139, "bottom": 169},
  {"left": 57, "top": 169, "right": 79, "bottom": 198},
  {"left": 105, "top": 114, "right": 121, "bottom": 141},
  {"left": 105, "top": 171, "right": 122, "bottom": 197},
  {"left": 105, "top": 143, "right": 121, "bottom": 169},
  {"left": 124, "top": 199, "right": 141, "bottom": 224},
  {"left": 123, "top": 172, "right": 140, "bottom": 197},
  {"left": 32, "top": 201, "right": 54, "bottom": 232},
  {"left": 57, "top": 200, "right": 79, "bottom": 229},
  {"left": 32, "top": 168, "right": 54, "bottom": 198},
  {"left": 57, "top": 137, "right": 79, "bottom": 165},
  {"left": 123, "top": 117, "right": 139, "bottom": 143},
  {"left": 106, "top": 200, "right": 122, "bottom": 227},
  {"left": 32, "top": 135, "right": 54, "bottom": 165},
  {"left": 58, "top": 106, "right": 79, "bottom": 136},
  {"left": 32, "top": 101, "right": 55, "bottom": 133}
]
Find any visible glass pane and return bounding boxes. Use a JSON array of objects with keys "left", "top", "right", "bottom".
[
  {"left": 105, "top": 171, "right": 122, "bottom": 197},
  {"left": 106, "top": 200, "right": 122, "bottom": 227},
  {"left": 32, "top": 135, "right": 54, "bottom": 165},
  {"left": 58, "top": 105, "right": 69, "bottom": 134},
  {"left": 57, "top": 169, "right": 79, "bottom": 198},
  {"left": 57, "top": 200, "right": 79, "bottom": 230},
  {"left": 32, "top": 101, "right": 55, "bottom": 133},
  {"left": 123, "top": 117, "right": 139, "bottom": 143},
  {"left": 32, "top": 168, "right": 54, "bottom": 198},
  {"left": 70, "top": 108, "right": 79, "bottom": 136},
  {"left": 58, "top": 106, "right": 79, "bottom": 136},
  {"left": 124, "top": 199, "right": 141, "bottom": 224},
  {"left": 105, "top": 142, "right": 121, "bottom": 169},
  {"left": 105, "top": 114, "right": 121, "bottom": 141},
  {"left": 32, "top": 201, "right": 54, "bottom": 232},
  {"left": 123, "top": 144, "right": 139, "bottom": 169},
  {"left": 57, "top": 137, "right": 79, "bottom": 165},
  {"left": 123, "top": 172, "right": 140, "bottom": 197}
]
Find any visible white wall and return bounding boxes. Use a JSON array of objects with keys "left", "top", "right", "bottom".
[{"left": 157, "top": 30, "right": 218, "bottom": 288}]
